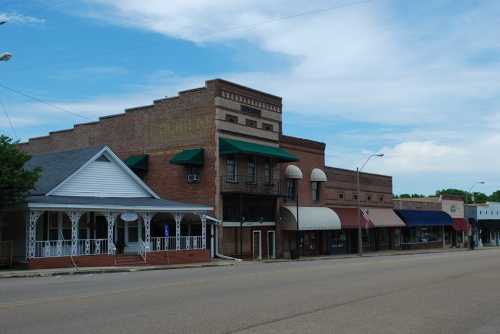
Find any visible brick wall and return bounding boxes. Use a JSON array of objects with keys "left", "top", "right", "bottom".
[
  {"left": 27, "top": 251, "right": 209, "bottom": 269},
  {"left": 19, "top": 83, "right": 218, "bottom": 207},
  {"left": 324, "top": 167, "right": 394, "bottom": 208},
  {"left": 279, "top": 135, "right": 326, "bottom": 207},
  {"left": 146, "top": 250, "right": 210, "bottom": 265}
]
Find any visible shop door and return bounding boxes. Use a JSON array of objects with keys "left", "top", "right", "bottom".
[
  {"left": 267, "top": 231, "right": 276, "bottom": 259},
  {"left": 252, "top": 230, "right": 262, "bottom": 260}
]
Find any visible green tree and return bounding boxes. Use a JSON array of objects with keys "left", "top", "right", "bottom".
[
  {"left": 489, "top": 190, "right": 500, "bottom": 202},
  {"left": 0, "top": 135, "right": 40, "bottom": 211}
]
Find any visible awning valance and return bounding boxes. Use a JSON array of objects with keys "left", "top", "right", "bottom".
[
  {"left": 219, "top": 138, "right": 298, "bottom": 162},
  {"left": 452, "top": 218, "right": 470, "bottom": 232},
  {"left": 395, "top": 210, "right": 453, "bottom": 227},
  {"left": 331, "top": 207, "right": 373, "bottom": 229},
  {"left": 170, "top": 148, "right": 204, "bottom": 166},
  {"left": 362, "top": 207, "right": 406, "bottom": 228},
  {"left": 280, "top": 206, "right": 341, "bottom": 230},
  {"left": 125, "top": 154, "right": 148, "bottom": 171}
]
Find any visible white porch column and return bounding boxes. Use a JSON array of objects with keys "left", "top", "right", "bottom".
[
  {"left": 27, "top": 210, "right": 43, "bottom": 259},
  {"left": 68, "top": 211, "right": 83, "bottom": 256},
  {"left": 141, "top": 212, "right": 152, "bottom": 251},
  {"left": 201, "top": 215, "right": 207, "bottom": 249},
  {"left": 105, "top": 212, "right": 118, "bottom": 255},
  {"left": 175, "top": 213, "right": 182, "bottom": 251}
]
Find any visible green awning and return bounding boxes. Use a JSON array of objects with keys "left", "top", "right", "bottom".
[
  {"left": 170, "top": 148, "right": 204, "bottom": 166},
  {"left": 125, "top": 154, "right": 148, "bottom": 171},
  {"left": 219, "top": 138, "right": 298, "bottom": 162}
]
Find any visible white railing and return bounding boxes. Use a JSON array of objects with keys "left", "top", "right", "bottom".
[
  {"left": 180, "top": 236, "right": 204, "bottom": 250},
  {"left": 35, "top": 240, "right": 72, "bottom": 258},
  {"left": 150, "top": 236, "right": 204, "bottom": 251},
  {"left": 77, "top": 239, "right": 108, "bottom": 256},
  {"left": 34, "top": 239, "right": 108, "bottom": 258},
  {"left": 150, "top": 237, "right": 176, "bottom": 251}
]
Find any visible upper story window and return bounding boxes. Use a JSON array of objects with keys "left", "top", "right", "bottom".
[
  {"left": 262, "top": 123, "right": 274, "bottom": 131},
  {"left": 312, "top": 181, "right": 321, "bottom": 202},
  {"left": 241, "top": 105, "right": 261, "bottom": 117},
  {"left": 247, "top": 156, "right": 257, "bottom": 184},
  {"left": 367, "top": 194, "right": 372, "bottom": 201},
  {"left": 264, "top": 159, "right": 273, "bottom": 185},
  {"left": 226, "top": 155, "right": 237, "bottom": 183},
  {"left": 338, "top": 192, "right": 344, "bottom": 200},
  {"left": 379, "top": 194, "right": 384, "bottom": 202},
  {"left": 287, "top": 179, "right": 296, "bottom": 201},
  {"left": 226, "top": 114, "right": 238, "bottom": 124},
  {"left": 245, "top": 119, "right": 257, "bottom": 128}
]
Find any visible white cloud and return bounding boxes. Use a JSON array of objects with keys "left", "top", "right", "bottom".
[
  {"left": 13, "top": 0, "right": 500, "bottom": 192},
  {"left": 0, "top": 12, "right": 45, "bottom": 25}
]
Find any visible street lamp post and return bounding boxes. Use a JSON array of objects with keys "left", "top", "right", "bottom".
[
  {"left": 357, "top": 153, "right": 384, "bottom": 256},
  {"left": 466, "top": 181, "right": 485, "bottom": 250},
  {"left": 285, "top": 165, "right": 303, "bottom": 259}
]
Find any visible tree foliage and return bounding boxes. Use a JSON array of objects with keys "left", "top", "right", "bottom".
[{"left": 0, "top": 135, "right": 41, "bottom": 211}]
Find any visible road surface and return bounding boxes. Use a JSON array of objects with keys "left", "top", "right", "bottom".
[{"left": 1, "top": 249, "right": 500, "bottom": 333}]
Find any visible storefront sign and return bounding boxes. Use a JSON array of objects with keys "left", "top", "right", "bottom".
[{"left": 121, "top": 212, "right": 138, "bottom": 222}]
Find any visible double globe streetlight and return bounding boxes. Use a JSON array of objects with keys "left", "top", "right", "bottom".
[{"left": 357, "top": 153, "right": 384, "bottom": 256}]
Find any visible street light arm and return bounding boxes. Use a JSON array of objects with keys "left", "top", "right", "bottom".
[{"left": 359, "top": 153, "right": 384, "bottom": 172}]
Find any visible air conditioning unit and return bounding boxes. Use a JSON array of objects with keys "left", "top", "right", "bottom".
[{"left": 187, "top": 174, "right": 200, "bottom": 183}]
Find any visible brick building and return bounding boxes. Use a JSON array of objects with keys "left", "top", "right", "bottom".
[
  {"left": 324, "top": 168, "right": 405, "bottom": 253},
  {"left": 17, "top": 79, "right": 400, "bottom": 260}
]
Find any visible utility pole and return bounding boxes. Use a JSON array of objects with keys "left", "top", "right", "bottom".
[{"left": 357, "top": 153, "right": 384, "bottom": 256}]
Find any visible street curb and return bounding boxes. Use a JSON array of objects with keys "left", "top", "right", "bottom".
[
  {"left": 0, "top": 261, "right": 236, "bottom": 279},
  {"left": 261, "top": 248, "right": 495, "bottom": 264}
]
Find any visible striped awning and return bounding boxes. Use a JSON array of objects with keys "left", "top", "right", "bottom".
[
  {"left": 362, "top": 208, "right": 406, "bottom": 228},
  {"left": 331, "top": 207, "right": 374, "bottom": 229}
]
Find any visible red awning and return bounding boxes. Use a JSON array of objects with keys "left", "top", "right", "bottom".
[
  {"left": 331, "top": 207, "right": 374, "bottom": 229},
  {"left": 452, "top": 218, "right": 470, "bottom": 232}
]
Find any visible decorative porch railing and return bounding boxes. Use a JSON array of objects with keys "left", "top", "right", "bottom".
[
  {"left": 35, "top": 240, "right": 72, "bottom": 258},
  {"left": 180, "top": 236, "right": 204, "bottom": 250},
  {"left": 150, "top": 237, "right": 176, "bottom": 251},
  {"left": 150, "top": 236, "right": 204, "bottom": 252},
  {"left": 77, "top": 239, "right": 109, "bottom": 256},
  {"left": 34, "top": 239, "right": 108, "bottom": 258}
]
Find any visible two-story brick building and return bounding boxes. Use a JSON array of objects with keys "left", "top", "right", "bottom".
[{"left": 17, "top": 79, "right": 400, "bottom": 261}]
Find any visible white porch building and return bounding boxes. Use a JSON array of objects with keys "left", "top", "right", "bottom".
[{"left": 3, "top": 145, "right": 214, "bottom": 268}]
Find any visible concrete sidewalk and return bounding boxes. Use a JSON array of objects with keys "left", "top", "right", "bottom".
[
  {"left": 0, "top": 260, "right": 237, "bottom": 279},
  {"left": 263, "top": 247, "right": 491, "bottom": 263}
]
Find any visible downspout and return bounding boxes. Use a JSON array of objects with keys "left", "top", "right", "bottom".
[{"left": 205, "top": 215, "right": 241, "bottom": 261}]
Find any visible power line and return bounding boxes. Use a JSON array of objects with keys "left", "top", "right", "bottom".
[
  {"left": 0, "top": 83, "right": 92, "bottom": 121},
  {"left": 0, "top": 96, "right": 17, "bottom": 139},
  {"left": 12, "top": 0, "right": 375, "bottom": 74},
  {"left": 203, "top": 0, "right": 374, "bottom": 39}
]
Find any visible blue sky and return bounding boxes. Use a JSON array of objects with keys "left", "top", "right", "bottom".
[{"left": 1, "top": 0, "right": 500, "bottom": 195}]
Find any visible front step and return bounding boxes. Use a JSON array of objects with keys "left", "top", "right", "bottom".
[{"left": 115, "top": 255, "right": 146, "bottom": 266}]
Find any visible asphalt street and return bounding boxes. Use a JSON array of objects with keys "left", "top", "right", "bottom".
[{"left": 2, "top": 249, "right": 500, "bottom": 334}]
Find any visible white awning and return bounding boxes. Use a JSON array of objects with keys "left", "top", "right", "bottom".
[{"left": 280, "top": 206, "right": 341, "bottom": 231}]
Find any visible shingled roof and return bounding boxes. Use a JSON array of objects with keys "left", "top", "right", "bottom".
[{"left": 24, "top": 146, "right": 106, "bottom": 195}]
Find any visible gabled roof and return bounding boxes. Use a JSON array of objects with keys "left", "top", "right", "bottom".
[
  {"left": 24, "top": 146, "right": 159, "bottom": 199},
  {"left": 24, "top": 146, "right": 106, "bottom": 195}
]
